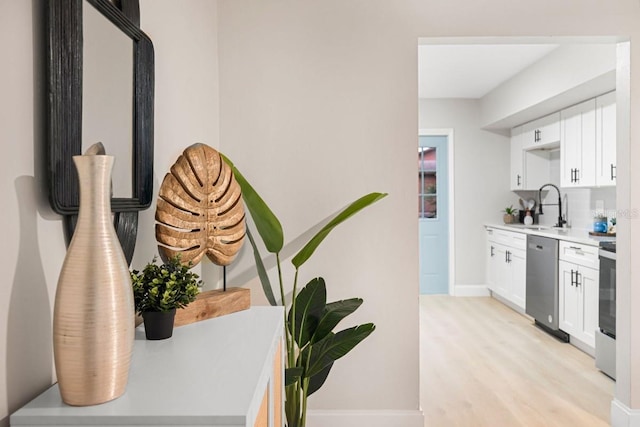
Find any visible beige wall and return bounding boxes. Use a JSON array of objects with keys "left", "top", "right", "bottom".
[{"left": 0, "top": 1, "right": 220, "bottom": 425}]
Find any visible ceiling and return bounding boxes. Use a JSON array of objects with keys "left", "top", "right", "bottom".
[{"left": 418, "top": 44, "right": 559, "bottom": 99}]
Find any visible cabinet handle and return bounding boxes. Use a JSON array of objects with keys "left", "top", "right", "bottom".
[
  {"left": 575, "top": 168, "right": 580, "bottom": 182},
  {"left": 491, "top": 246, "right": 495, "bottom": 257},
  {"left": 611, "top": 164, "right": 616, "bottom": 181},
  {"left": 569, "top": 246, "right": 582, "bottom": 250},
  {"left": 576, "top": 271, "right": 582, "bottom": 287},
  {"left": 570, "top": 168, "right": 575, "bottom": 183},
  {"left": 570, "top": 269, "right": 575, "bottom": 286},
  {"left": 517, "top": 174, "right": 521, "bottom": 186},
  {"left": 507, "top": 251, "right": 511, "bottom": 263}
]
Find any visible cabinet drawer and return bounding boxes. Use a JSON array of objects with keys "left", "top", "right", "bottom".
[
  {"left": 486, "top": 227, "right": 526, "bottom": 250},
  {"left": 559, "top": 241, "right": 599, "bottom": 269}
]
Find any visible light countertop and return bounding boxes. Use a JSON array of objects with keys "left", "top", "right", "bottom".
[{"left": 485, "top": 223, "right": 615, "bottom": 247}]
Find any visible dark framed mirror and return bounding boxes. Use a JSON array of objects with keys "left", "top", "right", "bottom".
[{"left": 46, "top": 0, "right": 154, "bottom": 263}]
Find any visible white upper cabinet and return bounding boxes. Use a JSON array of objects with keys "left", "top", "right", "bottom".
[
  {"left": 522, "top": 112, "right": 561, "bottom": 150},
  {"left": 595, "top": 91, "right": 617, "bottom": 186},
  {"left": 560, "top": 99, "right": 597, "bottom": 188},
  {"left": 509, "top": 93, "right": 615, "bottom": 191},
  {"left": 510, "top": 126, "right": 524, "bottom": 190},
  {"left": 510, "top": 126, "right": 552, "bottom": 191}
]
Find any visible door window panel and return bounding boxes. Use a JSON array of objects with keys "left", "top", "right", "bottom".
[{"left": 419, "top": 147, "right": 437, "bottom": 218}]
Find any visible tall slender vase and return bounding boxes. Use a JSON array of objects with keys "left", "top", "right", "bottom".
[{"left": 53, "top": 151, "right": 134, "bottom": 406}]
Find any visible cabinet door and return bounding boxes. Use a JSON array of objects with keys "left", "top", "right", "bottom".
[
  {"left": 595, "top": 91, "right": 616, "bottom": 186},
  {"left": 509, "top": 248, "right": 526, "bottom": 310},
  {"left": 523, "top": 113, "right": 560, "bottom": 149},
  {"left": 560, "top": 99, "right": 596, "bottom": 187},
  {"left": 487, "top": 241, "right": 497, "bottom": 291},
  {"left": 538, "top": 113, "right": 561, "bottom": 146},
  {"left": 559, "top": 260, "right": 579, "bottom": 335},
  {"left": 510, "top": 126, "right": 525, "bottom": 190},
  {"left": 577, "top": 266, "right": 599, "bottom": 348},
  {"left": 493, "top": 245, "right": 508, "bottom": 297}
]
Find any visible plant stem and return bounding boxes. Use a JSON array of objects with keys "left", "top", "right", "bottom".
[
  {"left": 276, "top": 253, "right": 286, "bottom": 306},
  {"left": 299, "top": 344, "right": 312, "bottom": 426},
  {"left": 289, "top": 269, "right": 300, "bottom": 369},
  {"left": 276, "top": 252, "right": 293, "bottom": 371},
  {"left": 300, "top": 377, "right": 309, "bottom": 427}
]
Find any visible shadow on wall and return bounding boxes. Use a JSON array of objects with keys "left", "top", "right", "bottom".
[{"left": 4, "top": 177, "right": 53, "bottom": 426}]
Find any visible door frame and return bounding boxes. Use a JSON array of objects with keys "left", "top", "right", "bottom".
[{"left": 419, "top": 128, "right": 455, "bottom": 296}]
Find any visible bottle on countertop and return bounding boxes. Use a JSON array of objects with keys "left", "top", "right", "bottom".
[{"left": 524, "top": 209, "right": 534, "bottom": 226}]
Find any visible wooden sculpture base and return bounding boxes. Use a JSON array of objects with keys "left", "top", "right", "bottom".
[{"left": 175, "top": 287, "right": 250, "bottom": 327}]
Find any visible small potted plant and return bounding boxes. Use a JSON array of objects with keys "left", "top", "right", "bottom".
[
  {"left": 130, "top": 255, "right": 202, "bottom": 340},
  {"left": 503, "top": 205, "right": 517, "bottom": 224}
]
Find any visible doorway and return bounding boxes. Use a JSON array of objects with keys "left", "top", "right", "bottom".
[{"left": 417, "top": 37, "right": 630, "bottom": 425}]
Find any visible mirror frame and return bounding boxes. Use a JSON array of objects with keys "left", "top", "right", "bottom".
[
  {"left": 47, "top": 0, "right": 153, "bottom": 213},
  {"left": 46, "top": 0, "right": 154, "bottom": 262}
]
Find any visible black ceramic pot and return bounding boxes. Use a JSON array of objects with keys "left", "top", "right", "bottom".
[{"left": 142, "top": 309, "right": 176, "bottom": 340}]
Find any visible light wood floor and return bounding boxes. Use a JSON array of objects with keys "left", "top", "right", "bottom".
[{"left": 420, "top": 296, "right": 614, "bottom": 427}]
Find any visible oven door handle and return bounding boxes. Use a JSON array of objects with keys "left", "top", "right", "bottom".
[{"left": 599, "top": 250, "right": 617, "bottom": 261}]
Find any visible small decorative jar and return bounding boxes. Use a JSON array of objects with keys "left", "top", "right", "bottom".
[{"left": 593, "top": 215, "right": 608, "bottom": 233}]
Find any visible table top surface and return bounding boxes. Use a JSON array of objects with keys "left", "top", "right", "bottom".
[{"left": 11, "top": 307, "right": 284, "bottom": 426}]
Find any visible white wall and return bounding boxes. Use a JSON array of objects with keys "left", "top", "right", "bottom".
[
  {"left": 216, "top": 1, "right": 640, "bottom": 425},
  {"left": 419, "top": 99, "right": 513, "bottom": 291},
  {"left": 0, "top": 1, "right": 219, "bottom": 425}
]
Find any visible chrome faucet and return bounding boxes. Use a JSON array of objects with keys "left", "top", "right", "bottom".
[{"left": 538, "top": 183, "right": 566, "bottom": 228}]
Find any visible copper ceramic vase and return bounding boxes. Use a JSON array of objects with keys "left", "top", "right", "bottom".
[{"left": 53, "top": 148, "right": 134, "bottom": 406}]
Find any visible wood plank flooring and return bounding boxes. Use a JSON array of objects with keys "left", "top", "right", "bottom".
[{"left": 420, "top": 296, "right": 613, "bottom": 427}]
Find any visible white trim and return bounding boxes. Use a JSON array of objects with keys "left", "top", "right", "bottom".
[
  {"left": 306, "top": 410, "right": 424, "bottom": 427},
  {"left": 611, "top": 399, "right": 640, "bottom": 427},
  {"left": 419, "top": 128, "right": 455, "bottom": 296},
  {"left": 454, "top": 284, "right": 490, "bottom": 297}
]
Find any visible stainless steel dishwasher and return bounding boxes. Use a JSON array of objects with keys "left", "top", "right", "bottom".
[{"left": 525, "top": 235, "right": 569, "bottom": 341}]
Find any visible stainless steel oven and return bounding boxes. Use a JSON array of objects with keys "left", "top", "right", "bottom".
[{"left": 596, "top": 241, "right": 616, "bottom": 379}]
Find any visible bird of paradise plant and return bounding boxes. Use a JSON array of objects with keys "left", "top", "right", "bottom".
[{"left": 223, "top": 155, "right": 386, "bottom": 427}]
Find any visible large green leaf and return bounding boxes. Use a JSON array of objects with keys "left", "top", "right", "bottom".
[
  {"left": 312, "top": 298, "right": 363, "bottom": 344},
  {"left": 291, "top": 192, "right": 387, "bottom": 268},
  {"left": 288, "top": 278, "right": 326, "bottom": 347},
  {"left": 221, "top": 154, "right": 284, "bottom": 253},
  {"left": 304, "top": 323, "right": 375, "bottom": 378},
  {"left": 246, "top": 227, "right": 277, "bottom": 306},
  {"left": 307, "top": 361, "right": 333, "bottom": 396},
  {"left": 285, "top": 367, "right": 303, "bottom": 386}
]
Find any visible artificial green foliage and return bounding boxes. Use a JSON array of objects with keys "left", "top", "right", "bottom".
[
  {"left": 504, "top": 205, "right": 517, "bottom": 215},
  {"left": 223, "top": 156, "right": 386, "bottom": 427},
  {"left": 131, "top": 255, "right": 202, "bottom": 314}
]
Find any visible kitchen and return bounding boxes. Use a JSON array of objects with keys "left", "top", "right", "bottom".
[{"left": 418, "top": 39, "right": 623, "bottom": 424}]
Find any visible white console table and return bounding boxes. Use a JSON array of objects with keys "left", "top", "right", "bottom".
[{"left": 11, "top": 307, "right": 284, "bottom": 427}]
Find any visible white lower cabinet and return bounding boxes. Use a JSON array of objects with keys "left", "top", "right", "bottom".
[
  {"left": 486, "top": 228, "right": 526, "bottom": 311},
  {"left": 558, "top": 242, "right": 599, "bottom": 349}
]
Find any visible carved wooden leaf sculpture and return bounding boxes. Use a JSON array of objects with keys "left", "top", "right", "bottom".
[{"left": 155, "top": 143, "right": 245, "bottom": 266}]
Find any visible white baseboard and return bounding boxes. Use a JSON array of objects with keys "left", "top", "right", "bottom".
[
  {"left": 453, "top": 284, "right": 490, "bottom": 297},
  {"left": 612, "top": 399, "right": 640, "bottom": 426},
  {"left": 306, "top": 409, "right": 424, "bottom": 427}
]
